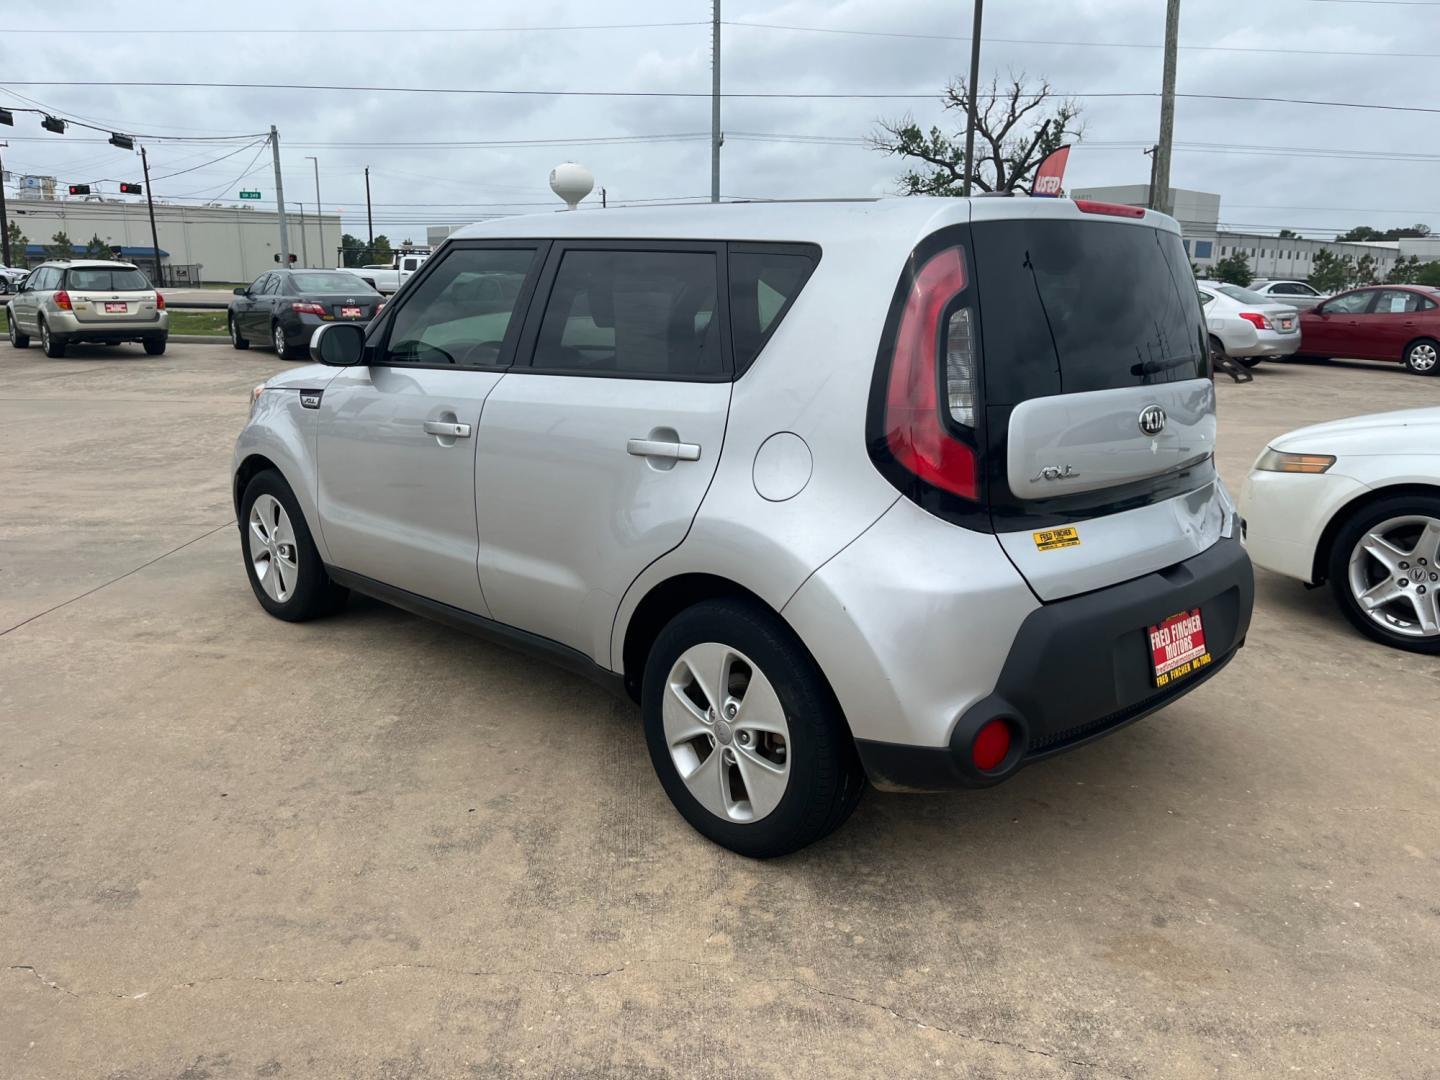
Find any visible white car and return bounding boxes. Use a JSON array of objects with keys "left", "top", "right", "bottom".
[
  {"left": 1240, "top": 406, "right": 1440, "bottom": 653},
  {"left": 1249, "top": 279, "right": 1327, "bottom": 311},
  {"left": 0, "top": 264, "right": 29, "bottom": 295},
  {"left": 1197, "top": 280, "right": 1302, "bottom": 368}
]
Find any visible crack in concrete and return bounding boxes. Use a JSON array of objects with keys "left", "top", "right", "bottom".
[{"left": 786, "top": 979, "right": 1135, "bottom": 1079}]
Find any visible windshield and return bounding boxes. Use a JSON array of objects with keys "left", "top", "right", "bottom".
[
  {"left": 1216, "top": 284, "right": 1270, "bottom": 304},
  {"left": 972, "top": 219, "right": 1206, "bottom": 403},
  {"left": 64, "top": 267, "right": 150, "bottom": 291},
  {"left": 289, "top": 272, "right": 377, "bottom": 293}
]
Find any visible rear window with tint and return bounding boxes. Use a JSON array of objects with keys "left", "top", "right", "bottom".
[
  {"left": 728, "top": 246, "right": 819, "bottom": 372},
  {"left": 64, "top": 268, "right": 150, "bottom": 291},
  {"left": 289, "top": 272, "right": 377, "bottom": 293},
  {"left": 971, "top": 220, "right": 1206, "bottom": 404},
  {"left": 1216, "top": 285, "right": 1268, "bottom": 304}
]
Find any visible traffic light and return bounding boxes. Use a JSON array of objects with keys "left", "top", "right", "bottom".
[
  {"left": 68, "top": 184, "right": 91, "bottom": 196},
  {"left": 42, "top": 115, "right": 66, "bottom": 134},
  {"left": 109, "top": 133, "right": 134, "bottom": 150},
  {"left": 289, "top": 253, "right": 297, "bottom": 263},
  {"left": 120, "top": 182, "right": 143, "bottom": 195},
  {"left": 0, "top": 108, "right": 13, "bottom": 127}
]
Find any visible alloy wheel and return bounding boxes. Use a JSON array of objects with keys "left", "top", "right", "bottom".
[
  {"left": 40, "top": 321, "right": 49, "bottom": 351},
  {"left": 662, "top": 642, "right": 792, "bottom": 823},
  {"left": 1347, "top": 514, "right": 1440, "bottom": 638},
  {"left": 230, "top": 318, "right": 239, "bottom": 345},
  {"left": 248, "top": 493, "right": 299, "bottom": 603},
  {"left": 1408, "top": 342, "right": 1437, "bottom": 373},
  {"left": 273, "top": 324, "right": 286, "bottom": 354}
]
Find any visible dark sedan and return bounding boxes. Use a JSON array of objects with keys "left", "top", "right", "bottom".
[{"left": 228, "top": 269, "right": 382, "bottom": 359}]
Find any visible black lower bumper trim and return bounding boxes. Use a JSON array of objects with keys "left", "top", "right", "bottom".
[{"left": 857, "top": 532, "right": 1253, "bottom": 793}]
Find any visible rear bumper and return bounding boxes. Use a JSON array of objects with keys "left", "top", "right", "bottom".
[
  {"left": 48, "top": 310, "right": 167, "bottom": 340},
  {"left": 1233, "top": 332, "right": 1301, "bottom": 359},
  {"left": 854, "top": 531, "right": 1254, "bottom": 792}
]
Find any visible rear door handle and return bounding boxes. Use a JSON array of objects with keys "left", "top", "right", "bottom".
[
  {"left": 627, "top": 437, "right": 700, "bottom": 461},
  {"left": 424, "top": 420, "right": 471, "bottom": 438}
]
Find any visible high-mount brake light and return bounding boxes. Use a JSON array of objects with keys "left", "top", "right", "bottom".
[{"left": 1075, "top": 199, "right": 1146, "bottom": 219}]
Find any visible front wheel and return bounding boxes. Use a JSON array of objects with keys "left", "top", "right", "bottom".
[
  {"left": 1403, "top": 338, "right": 1438, "bottom": 376},
  {"left": 239, "top": 470, "right": 348, "bottom": 622},
  {"left": 1328, "top": 494, "right": 1440, "bottom": 654},
  {"left": 642, "top": 598, "right": 864, "bottom": 857},
  {"left": 7, "top": 308, "right": 29, "bottom": 348},
  {"left": 229, "top": 315, "right": 250, "bottom": 350}
]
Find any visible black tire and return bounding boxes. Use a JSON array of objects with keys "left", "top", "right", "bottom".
[
  {"left": 229, "top": 314, "right": 250, "bottom": 350},
  {"left": 271, "top": 321, "right": 302, "bottom": 360},
  {"left": 1327, "top": 492, "right": 1440, "bottom": 655},
  {"left": 642, "top": 598, "right": 865, "bottom": 858},
  {"left": 238, "top": 469, "right": 348, "bottom": 622},
  {"left": 39, "top": 317, "right": 65, "bottom": 358},
  {"left": 6, "top": 308, "right": 29, "bottom": 348},
  {"left": 1236, "top": 356, "right": 1263, "bottom": 368},
  {"left": 142, "top": 336, "right": 167, "bottom": 356},
  {"left": 1402, "top": 338, "right": 1439, "bottom": 376}
]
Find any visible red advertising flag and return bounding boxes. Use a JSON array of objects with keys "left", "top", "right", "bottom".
[{"left": 1031, "top": 145, "right": 1072, "bottom": 198}]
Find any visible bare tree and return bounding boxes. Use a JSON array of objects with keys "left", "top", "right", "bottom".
[{"left": 871, "top": 75, "right": 1082, "bottom": 195}]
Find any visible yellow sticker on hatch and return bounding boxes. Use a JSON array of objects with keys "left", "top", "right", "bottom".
[{"left": 1033, "top": 526, "right": 1081, "bottom": 552}]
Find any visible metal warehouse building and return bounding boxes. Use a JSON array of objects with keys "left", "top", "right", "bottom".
[{"left": 4, "top": 197, "right": 341, "bottom": 284}]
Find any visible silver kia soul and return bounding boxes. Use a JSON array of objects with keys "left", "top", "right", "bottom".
[{"left": 233, "top": 197, "right": 1254, "bottom": 857}]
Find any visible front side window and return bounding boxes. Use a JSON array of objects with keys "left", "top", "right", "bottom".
[
  {"left": 382, "top": 246, "right": 538, "bottom": 367},
  {"left": 1323, "top": 291, "right": 1375, "bottom": 315},
  {"left": 531, "top": 249, "right": 722, "bottom": 378},
  {"left": 248, "top": 274, "right": 269, "bottom": 294}
]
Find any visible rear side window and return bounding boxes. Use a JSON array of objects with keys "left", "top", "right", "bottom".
[
  {"left": 532, "top": 250, "right": 723, "bottom": 378},
  {"left": 728, "top": 245, "right": 819, "bottom": 372},
  {"left": 64, "top": 267, "right": 150, "bottom": 291},
  {"left": 971, "top": 219, "right": 1206, "bottom": 404}
]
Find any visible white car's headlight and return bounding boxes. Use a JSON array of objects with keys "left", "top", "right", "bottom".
[
  {"left": 249, "top": 383, "right": 267, "bottom": 415},
  {"left": 1256, "top": 448, "right": 1336, "bottom": 474}
]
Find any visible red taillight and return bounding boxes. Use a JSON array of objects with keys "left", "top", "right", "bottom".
[
  {"left": 971, "top": 719, "right": 1012, "bottom": 771},
  {"left": 883, "top": 247, "right": 978, "bottom": 500},
  {"left": 375, "top": 302, "right": 385, "bottom": 316},
  {"left": 1074, "top": 199, "right": 1146, "bottom": 219},
  {"left": 155, "top": 291, "right": 165, "bottom": 310},
  {"left": 291, "top": 301, "right": 327, "bottom": 316},
  {"left": 54, "top": 290, "right": 72, "bottom": 310},
  {"left": 1238, "top": 312, "right": 1269, "bottom": 330}
]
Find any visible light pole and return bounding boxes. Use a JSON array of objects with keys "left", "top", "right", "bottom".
[{"left": 305, "top": 156, "right": 322, "bottom": 268}]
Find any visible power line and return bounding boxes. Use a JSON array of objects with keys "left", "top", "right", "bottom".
[
  {"left": 0, "top": 94, "right": 268, "bottom": 142},
  {"left": 148, "top": 138, "right": 269, "bottom": 182},
  {"left": 0, "top": 20, "right": 709, "bottom": 34}
]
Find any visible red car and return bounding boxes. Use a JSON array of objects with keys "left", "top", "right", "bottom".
[{"left": 1298, "top": 284, "right": 1440, "bottom": 375}]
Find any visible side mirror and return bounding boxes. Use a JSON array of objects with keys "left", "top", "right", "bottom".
[
  {"left": 311, "top": 321, "right": 366, "bottom": 367},
  {"left": 233, "top": 286, "right": 248, "bottom": 296}
]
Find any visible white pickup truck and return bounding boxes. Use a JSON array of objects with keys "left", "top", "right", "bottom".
[{"left": 341, "top": 251, "right": 429, "bottom": 295}]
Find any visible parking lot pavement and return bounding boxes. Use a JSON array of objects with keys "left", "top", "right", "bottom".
[{"left": 3, "top": 344, "right": 1438, "bottom": 1079}]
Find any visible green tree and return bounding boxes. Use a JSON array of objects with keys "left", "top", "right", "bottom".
[
  {"left": 82, "top": 233, "right": 112, "bottom": 258},
  {"left": 339, "top": 233, "right": 365, "bottom": 267},
  {"left": 1308, "top": 249, "right": 1354, "bottom": 293},
  {"left": 871, "top": 74, "right": 1083, "bottom": 194},
  {"left": 370, "top": 235, "right": 393, "bottom": 264},
  {"left": 44, "top": 231, "right": 74, "bottom": 260},
  {"left": 1386, "top": 256, "right": 1423, "bottom": 284},
  {"left": 1278, "top": 228, "right": 1299, "bottom": 239},
  {"left": 1337, "top": 223, "right": 1431, "bottom": 242},
  {"left": 1416, "top": 261, "right": 1440, "bottom": 288},
  {"left": 4, "top": 221, "right": 26, "bottom": 265},
  {"left": 1351, "top": 253, "right": 1379, "bottom": 287},
  {"left": 1213, "top": 252, "right": 1253, "bottom": 287}
]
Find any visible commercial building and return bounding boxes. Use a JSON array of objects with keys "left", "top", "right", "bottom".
[
  {"left": 1071, "top": 185, "right": 1400, "bottom": 282},
  {"left": 3, "top": 195, "right": 340, "bottom": 284}
]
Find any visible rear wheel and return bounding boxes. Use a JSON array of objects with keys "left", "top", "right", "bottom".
[
  {"left": 39, "top": 317, "right": 65, "bottom": 358},
  {"left": 272, "top": 321, "right": 301, "bottom": 360},
  {"left": 239, "top": 470, "right": 348, "bottom": 622},
  {"left": 6, "top": 308, "right": 29, "bottom": 348},
  {"left": 1236, "top": 356, "right": 1263, "bottom": 368},
  {"left": 229, "top": 314, "right": 250, "bottom": 350},
  {"left": 1328, "top": 493, "right": 1440, "bottom": 654},
  {"left": 1403, "top": 338, "right": 1438, "bottom": 376},
  {"left": 642, "top": 598, "right": 864, "bottom": 858},
  {"left": 143, "top": 336, "right": 167, "bottom": 356}
]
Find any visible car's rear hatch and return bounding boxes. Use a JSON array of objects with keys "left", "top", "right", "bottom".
[
  {"left": 970, "top": 204, "right": 1222, "bottom": 600},
  {"left": 62, "top": 266, "right": 159, "bottom": 324}
]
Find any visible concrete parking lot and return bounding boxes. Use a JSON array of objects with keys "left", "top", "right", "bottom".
[{"left": 2, "top": 342, "right": 1438, "bottom": 1079}]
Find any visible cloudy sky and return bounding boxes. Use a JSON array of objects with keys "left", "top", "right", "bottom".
[{"left": 1, "top": 0, "right": 1432, "bottom": 245}]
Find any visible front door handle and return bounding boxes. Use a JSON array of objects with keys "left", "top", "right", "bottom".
[
  {"left": 627, "top": 437, "right": 700, "bottom": 461},
  {"left": 424, "top": 420, "right": 471, "bottom": 438}
]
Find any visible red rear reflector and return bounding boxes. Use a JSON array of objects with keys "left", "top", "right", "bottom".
[
  {"left": 1074, "top": 199, "right": 1146, "bottom": 219},
  {"left": 1238, "top": 312, "right": 1268, "bottom": 329},
  {"left": 54, "top": 290, "right": 72, "bottom": 310},
  {"left": 155, "top": 291, "right": 165, "bottom": 310},
  {"left": 972, "top": 719, "right": 1011, "bottom": 771},
  {"left": 883, "top": 247, "right": 978, "bottom": 500}
]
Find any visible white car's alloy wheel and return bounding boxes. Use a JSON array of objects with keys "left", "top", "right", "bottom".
[
  {"left": 662, "top": 642, "right": 791, "bottom": 824},
  {"left": 1347, "top": 514, "right": 1440, "bottom": 638},
  {"left": 248, "top": 493, "right": 300, "bottom": 603}
]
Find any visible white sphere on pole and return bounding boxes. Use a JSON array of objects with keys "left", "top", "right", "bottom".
[{"left": 549, "top": 162, "right": 595, "bottom": 210}]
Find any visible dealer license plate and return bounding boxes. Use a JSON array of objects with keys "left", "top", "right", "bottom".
[
  {"left": 1279, "top": 317, "right": 1294, "bottom": 331},
  {"left": 340, "top": 306, "right": 363, "bottom": 319},
  {"left": 104, "top": 302, "right": 128, "bottom": 313},
  {"left": 1147, "top": 608, "right": 1212, "bottom": 688}
]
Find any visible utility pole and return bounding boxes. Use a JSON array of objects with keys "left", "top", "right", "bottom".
[
  {"left": 270, "top": 125, "right": 289, "bottom": 266},
  {"left": 139, "top": 146, "right": 164, "bottom": 286},
  {"left": 710, "top": 0, "right": 721, "bottom": 203},
  {"left": 295, "top": 202, "right": 309, "bottom": 267},
  {"left": 1153, "top": 0, "right": 1181, "bottom": 216},
  {"left": 306, "top": 155, "right": 322, "bottom": 267},
  {"left": 0, "top": 141, "right": 11, "bottom": 267},
  {"left": 961, "top": 0, "right": 984, "bottom": 197},
  {"left": 364, "top": 166, "right": 374, "bottom": 255}
]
